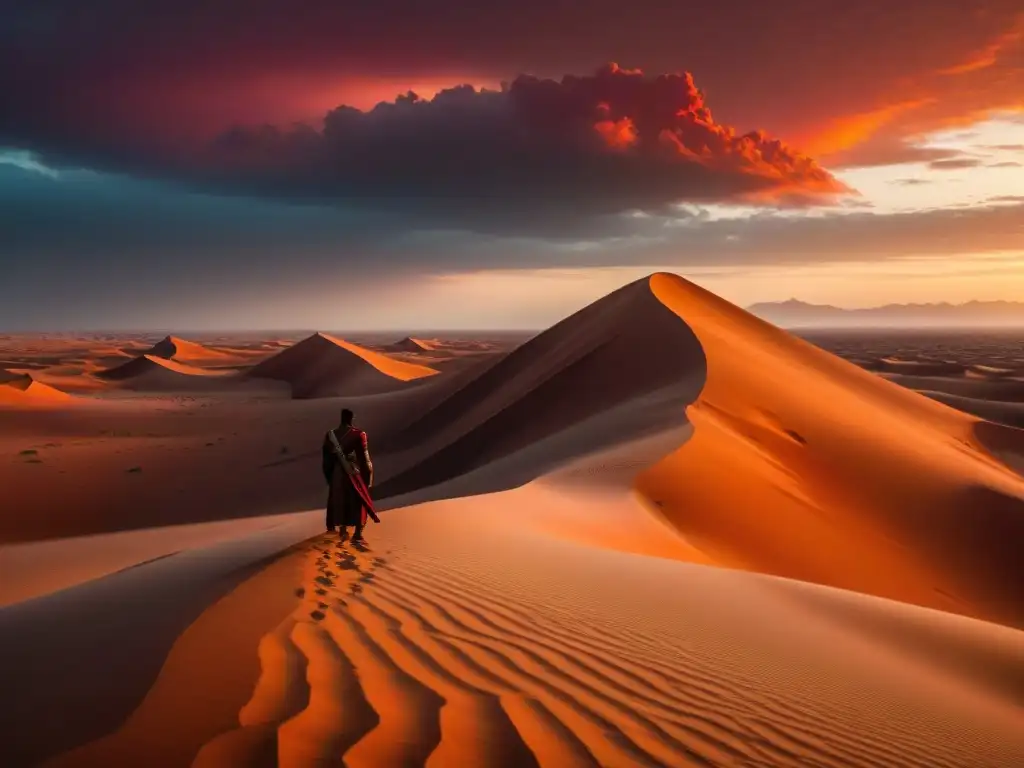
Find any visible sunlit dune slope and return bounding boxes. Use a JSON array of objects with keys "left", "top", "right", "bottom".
[
  {"left": 376, "top": 279, "right": 707, "bottom": 496},
  {"left": 637, "top": 272, "right": 1024, "bottom": 629},
  {"left": 0, "top": 371, "right": 73, "bottom": 405},
  {"left": 145, "top": 335, "right": 233, "bottom": 363},
  {"left": 51, "top": 491, "right": 1024, "bottom": 768},
  {"left": 248, "top": 332, "right": 438, "bottom": 398}
]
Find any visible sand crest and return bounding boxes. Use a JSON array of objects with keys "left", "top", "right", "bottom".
[
  {"left": 145, "top": 336, "right": 235, "bottom": 363},
  {"left": 248, "top": 333, "right": 438, "bottom": 398}
]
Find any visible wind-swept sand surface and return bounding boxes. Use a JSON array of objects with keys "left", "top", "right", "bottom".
[
  {"left": 2, "top": 274, "right": 1024, "bottom": 766},
  {"left": 31, "top": 473, "right": 1024, "bottom": 768}
]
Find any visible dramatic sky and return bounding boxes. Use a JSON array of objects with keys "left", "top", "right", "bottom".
[{"left": 2, "top": 0, "right": 1024, "bottom": 330}]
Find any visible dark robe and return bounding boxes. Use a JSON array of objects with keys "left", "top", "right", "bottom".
[{"left": 322, "top": 426, "right": 373, "bottom": 529}]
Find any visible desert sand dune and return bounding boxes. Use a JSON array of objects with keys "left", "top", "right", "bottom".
[
  {"left": 966, "top": 365, "right": 1018, "bottom": 380},
  {"left": 144, "top": 335, "right": 234, "bottom": 363},
  {"left": 636, "top": 273, "right": 1024, "bottom": 629},
  {"left": 94, "top": 353, "right": 249, "bottom": 392},
  {"left": 5, "top": 273, "right": 1024, "bottom": 767},
  {"left": 882, "top": 372, "right": 1024, "bottom": 401},
  {"left": 248, "top": 332, "right": 438, "bottom": 398},
  {"left": 376, "top": 278, "right": 706, "bottom": 497},
  {"left": 917, "top": 390, "right": 1024, "bottom": 428},
  {"left": 878, "top": 357, "right": 966, "bottom": 376},
  {"left": 385, "top": 336, "right": 441, "bottom": 353},
  {"left": 0, "top": 371, "right": 73, "bottom": 405},
  {"left": 144, "top": 335, "right": 277, "bottom": 370}
]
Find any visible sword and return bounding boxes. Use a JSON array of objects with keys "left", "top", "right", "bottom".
[{"left": 328, "top": 430, "right": 381, "bottom": 523}]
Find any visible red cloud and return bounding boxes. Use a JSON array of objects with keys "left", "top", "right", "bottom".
[{"left": 201, "top": 64, "right": 849, "bottom": 225}]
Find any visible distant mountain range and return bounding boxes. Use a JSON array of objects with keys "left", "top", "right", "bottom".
[{"left": 746, "top": 299, "right": 1024, "bottom": 328}]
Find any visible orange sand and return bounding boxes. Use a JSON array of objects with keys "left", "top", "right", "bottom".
[
  {"left": 42, "top": 467, "right": 1024, "bottom": 768},
  {"left": 145, "top": 335, "right": 236, "bottom": 363},
  {"left": 638, "top": 273, "right": 1024, "bottom": 629},
  {"left": 0, "top": 373, "right": 73, "bottom": 406},
  {"left": 3, "top": 274, "right": 1024, "bottom": 767}
]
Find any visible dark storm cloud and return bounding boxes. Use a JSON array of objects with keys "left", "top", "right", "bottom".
[
  {"left": 3, "top": 65, "right": 848, "bottom": 234},
  {"left": 213, "top": 66, "right": 844, "bottom": 209}
]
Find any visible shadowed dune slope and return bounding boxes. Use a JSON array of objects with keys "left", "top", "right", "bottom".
[
  {"left": 635, "top": 272, "right": 1024, "bottom": 630},
  {"left": 376, "top": 279, "right": 707, "bottom": 497},
  {"left": 247, "top": 333, "right": 438, "bottom": 398}
]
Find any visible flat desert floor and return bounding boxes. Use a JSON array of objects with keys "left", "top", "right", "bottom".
[{"left": 2, "top": 274, "right": 1023, "bottom": 767}]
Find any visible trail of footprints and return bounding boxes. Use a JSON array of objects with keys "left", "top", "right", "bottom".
[{"left": 192, "top": 535, "right": 957, "bottom": 768}]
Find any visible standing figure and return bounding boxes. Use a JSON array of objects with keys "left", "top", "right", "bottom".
[{"left": 322, "top": 408, "right": 379, "bottom": 543}]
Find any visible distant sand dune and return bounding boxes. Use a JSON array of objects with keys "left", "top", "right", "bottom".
[
  {"left": 878, "top": 357, "right": 966, "bottom": 376},
  {"left": 882, "top": 371, "right": 1024, "bottom": 401},
  {"left": 248, "top": 332, "right": 438, "bottom": 398},
  {"left": 386, "top": 336, "right": 440, "bottom": 353},
  {"left": 144, "top": 335, "right": 234, "bottom": 363},
  {"left": 93, "top": 354, "right": 241, "bottom": 392},
  {"left": 967, "top": 364, "right": 1017, "bottom": 379},
  {"left": 0, "top": 371, "right": 73, "bottom": 406}
]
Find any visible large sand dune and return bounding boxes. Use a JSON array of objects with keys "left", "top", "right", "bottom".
[
  {"left": 3, "top": 273, "right": 1024, "bottom": 766},
  {"left": 377, "top": 279, "right": 706, "bottom": 496},
  {"left": 635, "top": 274, "right": 1024, "bottom": 629},
  {"left": 248, "top": 332, "right": 438, "bottom": 398}
]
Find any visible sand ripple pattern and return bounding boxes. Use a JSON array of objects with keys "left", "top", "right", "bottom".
[{"left": 192, "top": 535, "right": 1019, "bottom": 768}]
